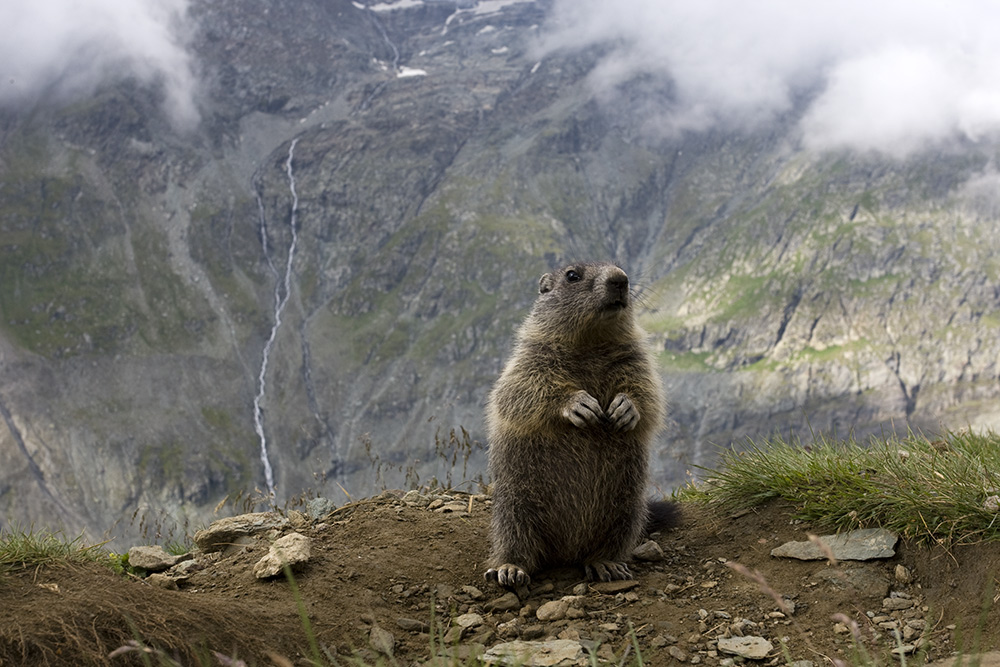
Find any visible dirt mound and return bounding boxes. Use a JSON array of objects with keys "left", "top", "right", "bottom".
[{"left": 2, "top": 494, "right": 999, "bottom": 666}]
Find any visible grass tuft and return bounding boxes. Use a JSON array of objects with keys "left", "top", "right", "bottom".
[
  {"left": 0, "top": 523, "right": 106, "bottom": 573},
  {"left": 678, "top": 429, "right": 1000, "bottom": 545}
]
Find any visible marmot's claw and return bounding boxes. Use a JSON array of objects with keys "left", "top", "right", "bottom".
[
  {"left": 563, "top": 390, "right": 604, "bottom": 428},
  {"left": 485, "top": 564, "right": 531, "bottom": 589},
  {"left": 584, "top": 560, "right": 632, "bottom": 582},
  {"left": 606, "top": 393, "right": 639, "bottom": 432}
]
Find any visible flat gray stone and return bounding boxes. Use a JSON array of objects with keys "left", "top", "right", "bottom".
[
  {"left": 484, "top": 639, "right": 588, "bottom": 666},
  {"left": 717, "top": 636, "right": 774, "bottom": 660},
  {"left": 127, "top": 545, "right": 190, "bottom": 572},
  {"left": 771, "top": 528, "right": 898, "bottom": 561},
  {"left": 193, "top": 512, "right": 289, "bottom": 553},
  {"left": 813, "top": 565, "right": 889, "bottom": 598}
]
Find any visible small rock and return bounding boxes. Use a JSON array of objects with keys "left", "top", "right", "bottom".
[
  {"left": 632, "top": 540, "right": 664, "bottom": 561},
  {"left": 891, "top": 644, "right": 917, "bottom": 656},
  {"left": 401, "top": 490, "right": 429, "bottom": 507},
  {"left": 521, "top": 624, "right": 546, "bottom": 641},
  {"left": 895, "top": 564, "right": 913, "bottom": 584},
  {"left": 169, "top": 559, "right": 204, "bottom": 578},
  {"left": 485, "top": 591, "right": 522, "bottom": 612},
  {"left": 771, "top": 528, "right": 898, "bottom": 561},
  {"left": 252, "top": 532, "right": 312, "bottom": 579},
  {"left": 305, "top": 496, "right": 336, "bottom": 518},
  {"left": 572, "top": 583, "right": 589, "bottom": 595},
  {"left": 286, "top": 510, "right": 309, "bottom": 528},
  {"left": 456, "top": 613, "right": 484, "bottom": 629},
  {"left": 462, "top": 585, "right": 486, "bottom": 600},
  {"left": 536, "top": 600, "right": 568, "bottom": 621},
  {"left": 668, "top": 646, "right": 688, "bottom": 662},
  {"left": 146, "top": 573, "right": 179, "bottom": 590},
  {"left": 497, "top": 618, "right": 522, "bottom": 639},
  {"left": 590, "top": 580, "right": 640, "bottom": 594},
  {"left": 984, "top": 495, "right": 1000, "bottom": 513},
  {"left": 127, "top": 546, "right": 188, "bottom": 572},
  {"left": 483, "top": 639, "right": 588, "bottom": 666},
  {"left": 435, "top": 501, "right": 469, "bottom": 514},
  {"left": 814, "top": 566, "right": 890, "bottom": 598},
  {"left": 396, "top": 618, "right": 430, "bottom": 633},
  {"left": 882, "top": 597, "right": 914, "bottom": 611},
  {"left": 717, "top": 636, "right": 774, "bottom": 660},
  {"left": 369, "top": 625, "right": 395, "bottom": 657}
]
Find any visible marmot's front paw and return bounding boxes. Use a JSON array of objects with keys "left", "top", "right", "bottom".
[
  {"left": 485, "top": 563, "right": 531, "bottom": 589},
  {"left": 562, "top": 390, "right": 604, "bottom": 428},
  {"left": 584, "top": 560, "right": 633, "bottom": 582},
  {"left": 606, "top": 393, "right": 639, "bottom": 431}
]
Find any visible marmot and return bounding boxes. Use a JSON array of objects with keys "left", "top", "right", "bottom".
[{"left": 484, "top": 261, "right": 678, "bottom": 589}]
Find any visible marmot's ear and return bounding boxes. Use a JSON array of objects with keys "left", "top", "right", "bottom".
[{"left": 538, "top": 273, "right": 554, "bottom": 294}]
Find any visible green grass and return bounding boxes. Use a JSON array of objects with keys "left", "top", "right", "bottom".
[
  {"left": 679, "top": 429, "right": 1000, "bottom": 545},
  {"left": 0, "top": 524, "right": 107, "bottom": 573}
]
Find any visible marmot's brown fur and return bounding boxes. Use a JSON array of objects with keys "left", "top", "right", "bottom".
[{"left": 484, "top": 261, "right": 677, "bottom": 589}]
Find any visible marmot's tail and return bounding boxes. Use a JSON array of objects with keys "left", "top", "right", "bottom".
[{"left": 647, "top": 499, "right": 681, "bottom": 533}]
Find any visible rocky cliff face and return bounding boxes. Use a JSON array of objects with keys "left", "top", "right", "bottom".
[{"left": 2, "top": 0, "right": 999, "bottom": 544}]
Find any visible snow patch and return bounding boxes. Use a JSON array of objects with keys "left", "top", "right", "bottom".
[
  {"left": 369, "top": 0, "right": 424, "bottom": 11},
  {"left": 397, "top": 66, "right": 428, "bottom": 78}
]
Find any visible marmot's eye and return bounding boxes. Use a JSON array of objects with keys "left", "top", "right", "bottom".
[{"left": 565, "top": 269, "right": 581, "bottom": 282}]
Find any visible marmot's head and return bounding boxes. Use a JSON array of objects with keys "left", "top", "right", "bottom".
[{"left": 523, "top": 262, "right": 638, "bottom": 344}]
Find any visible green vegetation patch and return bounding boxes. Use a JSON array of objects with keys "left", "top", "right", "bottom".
[
  {"left": 680, "top": 430, "right": 1000, "bottom": 545},
  {"left": 0, "top": 524, "right": 105, "bottom": 573}
]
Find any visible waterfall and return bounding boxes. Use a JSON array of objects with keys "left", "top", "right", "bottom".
[{"left": 253, "top": 137, "right": 300, "bottom": 498}]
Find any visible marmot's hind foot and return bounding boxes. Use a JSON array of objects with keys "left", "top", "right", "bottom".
[
  {"left": 584, "top": 560, "right": 632, "bottom": 582},
  {"left": 485, "top": 563, "right": 531, "bottom": 589}
]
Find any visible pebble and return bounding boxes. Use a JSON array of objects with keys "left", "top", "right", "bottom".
[
  {"left": 456, "top": 613, "right": 484, "bottom": 629},
  {"left": 396, "top": 618, "right": 430, "bottom": 633},
  {"left": 590, "top": 580, "right": 639, "bottom": 594},
  {"left": 895, "top": 564, "right": 913, "bottom": 584},
  {"left": 717, "top": 636, "right": 774, "bottom": 660},
  {"left": 485, "top": 591, "right": 521, "bottom": 612},
  {"left": 882, "top": 597, "right": 915, "bottom": 611},
  {"left": 146, "top": 573, "right": 180, "bottom": 590},
  {"left": 536, "top": 600, "right": 568, "bottom": 621},
  {"left": 369, "top": 625, "right": 395, "bottom": 657},
  {"left": 668, "top": 645, "right": 688, "bottom": 662},
  {"left": 633, "top": 540, "right": 665, "bottom": 561},
  {"left": 497, "top": 618, "right": 522, "bottom": 639},
  {"left": 462, "top": 585, "right": 485, "bottom": 600}
]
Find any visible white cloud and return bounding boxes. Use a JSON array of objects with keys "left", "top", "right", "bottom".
[
  {"left": 0, "top": 0, "right": 198, "bottom": 129},
  {"left": 540, "top": 0, "right": 1000, "bottom": 155}
]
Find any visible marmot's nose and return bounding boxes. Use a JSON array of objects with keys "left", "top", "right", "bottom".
[{"left": 606, "top": 270, "right": 629, "bottom": 292}]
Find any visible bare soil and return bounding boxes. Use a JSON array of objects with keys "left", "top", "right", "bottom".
[{"left": 1, "top": 494, "right": 998, "bottom": 666}]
